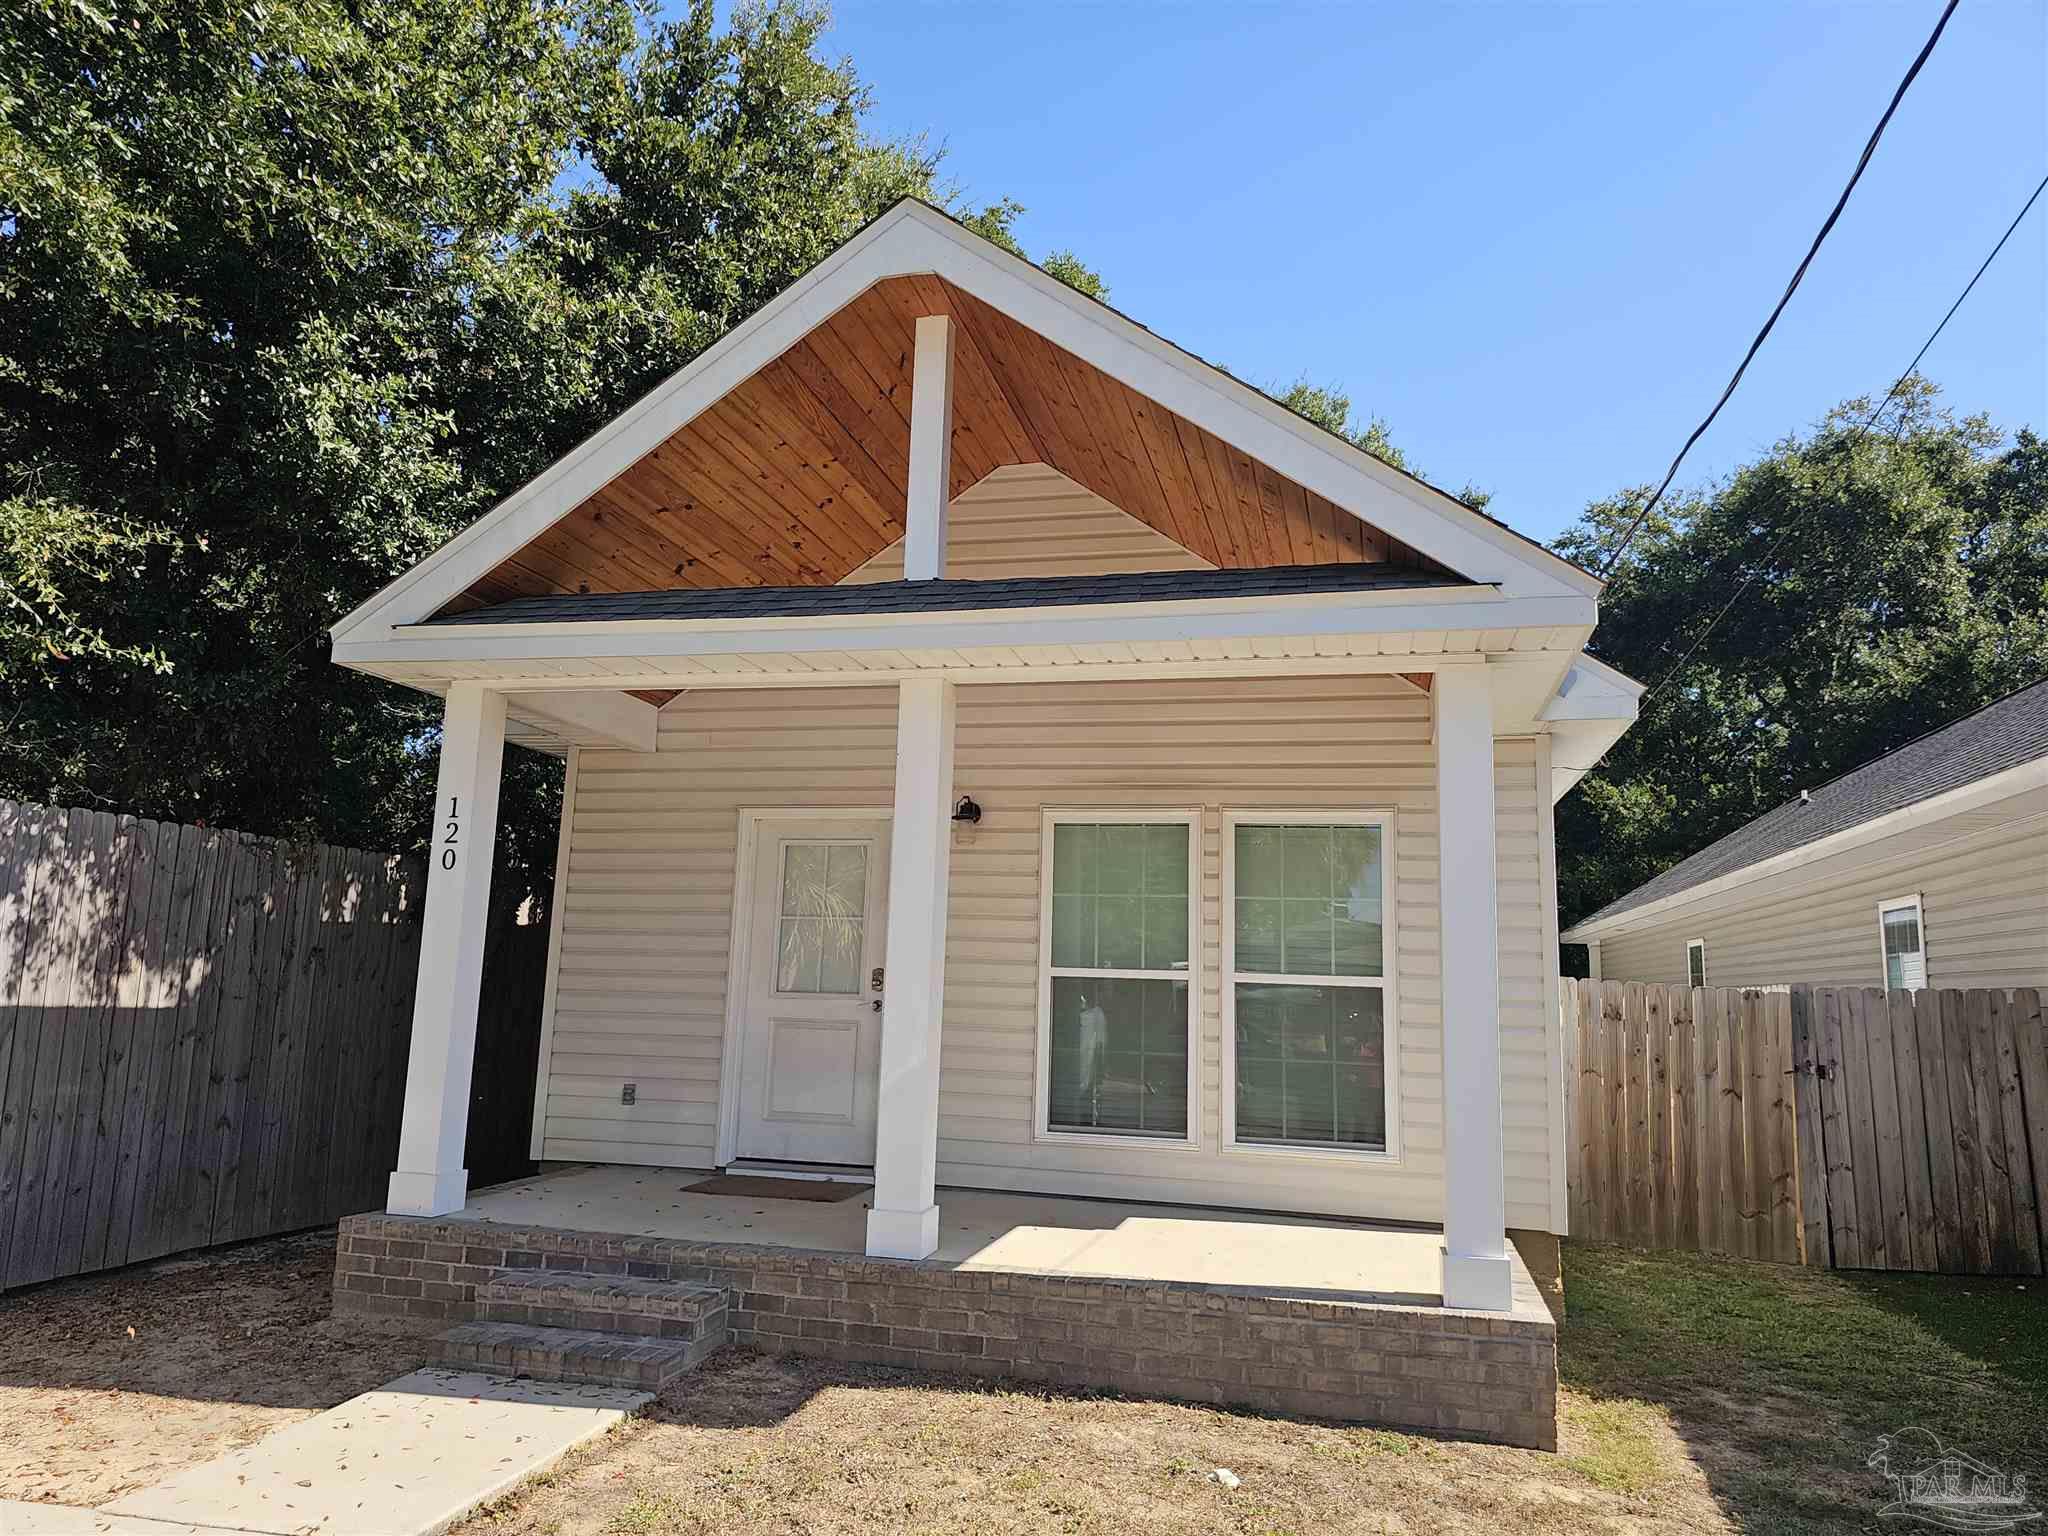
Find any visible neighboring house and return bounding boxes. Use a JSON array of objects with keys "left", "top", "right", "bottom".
[
  {"left": 1563, "top": 677, "right": 2048, "bottom": 992},
  {"left": 325, "top": 200, "right": 1638, "bottom": 1444}
]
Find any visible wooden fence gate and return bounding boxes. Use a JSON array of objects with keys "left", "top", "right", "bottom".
[{"left": 1563, "top": 980, "right": 2048, "bottom": 1275}]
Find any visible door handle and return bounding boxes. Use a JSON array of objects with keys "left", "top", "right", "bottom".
[{"left": 872, "top": 998, "right": 883, "bottom": 1012}]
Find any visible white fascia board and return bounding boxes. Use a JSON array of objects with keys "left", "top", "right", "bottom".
[
  {"left": 1548, "top": 716, "right": 1634, "bottom": 803},
  {"left": 1532, "top": 653, "right": 1641, "bottom": 800},
  {"left": 333, "top": 200, "right": 1598, "bottom": 642},
  {"left": 1560, "top": 756, "right": 2048, "bottom": 941},
  {"left": 359, "top": 654, "right": 1494, "bottom": 698},
  {"left": 503, "top": 689, "right": 657, "bottom": 753},
  {"left": 334, "top": 588, "right": 1593, "bottom": 670},
  {"left": 1541, "top": 654, "right": 1645, "bottom": 721}
]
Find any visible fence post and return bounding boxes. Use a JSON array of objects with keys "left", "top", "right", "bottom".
[
  {"left": 1788, "top": 987, "right": 1830, "bottom": 1266},
  {"left": 2011, "top": 990, "right": 2048, "bottom": 1269}
]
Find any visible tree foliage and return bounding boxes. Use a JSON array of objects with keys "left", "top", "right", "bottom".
[
  {"left": 1274, "top": 378, "right": 1488, "bottom": 510},
  {"left": 0, "top": 0, "right": 1096, "bottom": 912},
  {"left": 1554, "top": 379, "right": 2048, "bottom": 937}
]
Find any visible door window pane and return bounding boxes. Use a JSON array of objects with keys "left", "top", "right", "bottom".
[
  {"left": 1233, "top": 824, "right": 1382, "bottom": 977},
  {"left": 1049, "top": 822, "right": 1189, "bottom": 972},
  {"left": 775, "top": 842, "right": 865, "bottom": 994},
  {"left": 1047, "top": 976, "right": 1188, "bottom": 1136},
  {"left": 1234, "top": 983, "right": 1386, "bottom": 1151}
]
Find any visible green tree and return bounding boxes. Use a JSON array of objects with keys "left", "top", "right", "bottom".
[
  {"left": 1554, "top": 379, "right": 2048, "bottom": 936},
  {"left": 0, "top": 0, "right": 1098, "bottom": 913}
]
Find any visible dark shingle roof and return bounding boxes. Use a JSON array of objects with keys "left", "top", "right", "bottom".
[
  {"left": 420, "top": 562, "right": 1470, "bottom": 627},
  {"left": 1570, "top": 675, "right": 2048, "bottom": 931}
]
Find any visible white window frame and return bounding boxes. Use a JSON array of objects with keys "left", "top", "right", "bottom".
[
  {"left": 1220, "top": 808, "right": 1402, "bottom": 1164},
  {"left": 1034, "top": 807, "right": 1203, "bottom": 1151},
  {"left": 1876, "top": 893, "right": 1927, "bottom": 993},
  {"left": 1687, "top": 937, "right": 1707, "bottom": 989}
]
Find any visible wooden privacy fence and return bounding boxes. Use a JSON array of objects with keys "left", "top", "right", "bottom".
[
  {"left": 1563, "top": 980, "right": 2048, "bottom": 1275},
  {"left": 0, "top": 797, "right": 549, "bottom": 1293}
]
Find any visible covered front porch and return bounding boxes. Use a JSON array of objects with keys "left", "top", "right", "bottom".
[
  {"left": 334, "top": 1163, "right": 1560, "bottom": 1448},
  {"left": 434, "top": 1163, "right": 1476, "bottom": 1303}
]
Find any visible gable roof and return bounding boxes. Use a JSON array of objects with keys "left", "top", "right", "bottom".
[
  {"left": 332, "top": 198, "right": 1601, "bottom": 644},
  {"left": 419, "top": 561, "right": 1461, "bottom": 628},
  {"left": 1566, "top": 675, "right": 2048, "bottom": 934}
]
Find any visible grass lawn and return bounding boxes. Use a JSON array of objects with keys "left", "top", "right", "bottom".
[
  {"left": 457, "top": 1241, "right": 2045, "bottom": 1536},
  {"left": 1562, "top": 1244, "right": 2046, "bottom": 1530}
]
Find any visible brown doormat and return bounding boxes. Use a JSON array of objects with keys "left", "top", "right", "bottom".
[{"left": 686, "top": 1174, "right": 870, "bottom": 1203}]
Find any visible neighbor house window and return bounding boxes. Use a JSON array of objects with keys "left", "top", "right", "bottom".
[
  {"left": 1039, "top": 812, "right": 1198, "bottom": 1140},
  {"left": 1687, "top": 938, "right": 1707, "bottom": 989},
  {"left": 1878, "top": 896, "right": 1926, "bottom": 992},
  {"left": 1225, "top": 813, "right": 1395, "bottom": 1155}
]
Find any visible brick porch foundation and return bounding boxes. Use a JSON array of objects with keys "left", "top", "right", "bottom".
[{"left": 334, "top": 1212, "right": 1558, "bottom": 1450}]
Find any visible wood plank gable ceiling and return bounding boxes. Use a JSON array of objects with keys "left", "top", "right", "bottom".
[{"left": 445, "top": 276, "right": 1456, "bottom": 614}]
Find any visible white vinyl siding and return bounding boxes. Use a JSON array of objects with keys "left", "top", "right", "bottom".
[
  {"left": 839, "top": 463, "right": 1212, "bottom": 582},
  {"left": 537, "top": 675, "right": 1559, "bottom": 1231},
  {"left": 1593, "top": 795, "right": 2048, "bottom": 991},
  {"left": 539, "top": 689, "right": 900, "bottom": 1166}
]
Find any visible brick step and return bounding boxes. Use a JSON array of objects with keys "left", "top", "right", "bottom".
[
  {"left": 476, "top": 1271, "right": 728, "bottom": 1341},
  {"left": 435, "top": 1320, "right": 724, "bottom": 1391}
]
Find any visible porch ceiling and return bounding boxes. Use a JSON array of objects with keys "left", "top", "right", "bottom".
[{"left": 445, "top": 276, "right": 1456, "bottom": 614}]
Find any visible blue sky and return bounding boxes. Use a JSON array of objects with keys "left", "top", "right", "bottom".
[{"left": 813, "top": 0, "right": 2045, "bottom": 545}]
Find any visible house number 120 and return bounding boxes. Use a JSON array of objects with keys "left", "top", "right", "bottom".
[{"left": 442, "top": 796, "right": 461, "bottom": 870}]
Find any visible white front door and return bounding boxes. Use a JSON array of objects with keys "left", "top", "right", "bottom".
[{"left": 734, "top": 817, "right": 890, "bottom": 1166}]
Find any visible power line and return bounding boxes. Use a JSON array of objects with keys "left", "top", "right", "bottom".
[
  {"left": 1599, "top": 0, "right": 1961, "bottom": 579},
  {"left": 1640, "top": 168, "right": 2048, "bottom": 705}
]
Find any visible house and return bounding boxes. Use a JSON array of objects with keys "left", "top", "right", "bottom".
[
  {"left": 326, "top": 199, "right": 1640, "bottom": 1448},
  {"left": 1563, "top": 676, "right": 2048, "bottom": 992}
]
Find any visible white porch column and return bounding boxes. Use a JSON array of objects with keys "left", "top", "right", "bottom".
[
  {"left": 902, "top": 315, "right": 954, "bottom": 581},
  {"left": 1434, "top": 666, "right": 1513, "bottom": 1310},
  {"left": 387, "top": 682, "right": 507, "bottom": 1217},
  {"left": 1585, "top": 939, "right": 1602, "bottom": 983},
  {"left": 866, "top": 676, "right": 956, "bottom": 1258}
]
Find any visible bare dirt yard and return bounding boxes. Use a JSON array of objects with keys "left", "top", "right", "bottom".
[
  {"left": 3, "top": 1232, "right": 2041, "bottom": 1534},
  {"left": 0, "top": 1229, "right": 426, "bottom": 1505}
]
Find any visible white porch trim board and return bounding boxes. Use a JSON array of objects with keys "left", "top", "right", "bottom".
[
  {"left": 1535, "top": 732, "right": 1569, "bottom": 1236},
  {"left": 389, "top": 683, "right": 507, "bottom": 1217},
  {"left": 866, "top": 677, "right": 958, "bottom": 1258},
  {"left": 903, "top": 314, "right": 954, "bottom": 581},
  {"left": 1434, "top": 666, "right": 1513, "bottom": 1311},
  {"left": 527, "top": 747, "right": 579, "bottom": 1161}
]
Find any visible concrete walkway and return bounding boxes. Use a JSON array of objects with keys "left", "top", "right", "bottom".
[
  {"left": 4, "top": 1369, "right": 649, "bottom": 1536},
  {"left": 0, "top": 1504, "right": 221, "bottom": 1533}
]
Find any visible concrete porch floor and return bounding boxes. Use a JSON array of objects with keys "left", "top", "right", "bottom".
[
  {"left": 340, "top": 1166, "right": 1561, "bottom": 1447},
  {"left": 453, "top": 1164, "right": 1530, "bottom": 1309}
]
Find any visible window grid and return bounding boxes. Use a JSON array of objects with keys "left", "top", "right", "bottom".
[
  {"left": 1040, "top": 814, "right": 1198, "bottom": 1143},
  {"left": 774, "top": 841, "right": 867, "bottom": 995},
  {"left": 1226, "top": 816, "right": 1393, "bottom": 1157}
]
